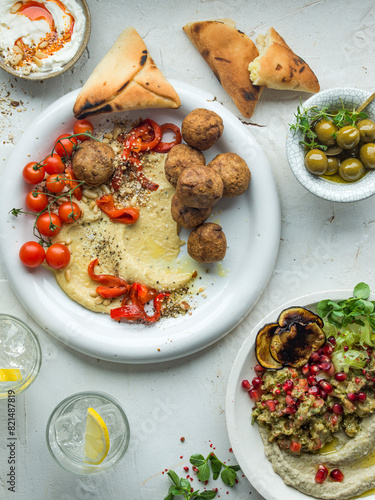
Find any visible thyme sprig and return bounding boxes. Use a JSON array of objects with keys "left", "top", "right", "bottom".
[{"left": 289, "top": 100, "right": 368, "bottom": 151}]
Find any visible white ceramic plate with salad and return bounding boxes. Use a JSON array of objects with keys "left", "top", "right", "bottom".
[
  {"left": 225, "top": 286, "right": 375, "bottom": 500},
  {"left": 0, "top": 80, "right": 281, "bottom": 364}
]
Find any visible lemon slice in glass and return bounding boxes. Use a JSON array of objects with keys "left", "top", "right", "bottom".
[
  {"left": 0, "top": 369, "right": 22, "bottom": 382},
  {"left": 84, "top": 407, "right": 110, "bottom": 465}
]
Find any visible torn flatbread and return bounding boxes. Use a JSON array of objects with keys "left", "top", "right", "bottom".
[
  {"left": 248, "top": 27, "right": 320, "bottom": 93},
  {"left": 183, "top": 19, "right": 263, "bottom": 118},
  {"left": 73, "top": 28, "right": 180, "bottom": 119}
]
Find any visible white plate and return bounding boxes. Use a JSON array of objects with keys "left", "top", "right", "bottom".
[
  {"left": 0, "top": 80, "right": 280, "bottom": 364},
  {"left": 225, "top": 290, "right": 358, "bottom": 500}
]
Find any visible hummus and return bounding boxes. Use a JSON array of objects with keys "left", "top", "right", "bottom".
[
  {"left": 0, "top": 0, "right": 85, "bottom": 75},
  {"left": 260, "top": 416, "right": 375, "bottom": 499},
  {"left": 52, "top": 153, "right": 193, "bottom": 315}
]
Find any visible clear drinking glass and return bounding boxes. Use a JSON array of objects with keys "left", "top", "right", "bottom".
[
  {"left": 0, "top": 314, "right": 42, "bottom": 398},
  {"left": 46, "top": 391, "right": 130, "bottom": 474}
]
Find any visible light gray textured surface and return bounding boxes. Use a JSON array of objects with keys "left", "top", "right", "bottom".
[{"left": 1, "top": 1, "right": 375, "bottom": 499}]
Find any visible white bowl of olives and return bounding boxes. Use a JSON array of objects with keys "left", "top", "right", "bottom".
[{"left": 286, "top": 87, "right": 375, "bottom": 202}]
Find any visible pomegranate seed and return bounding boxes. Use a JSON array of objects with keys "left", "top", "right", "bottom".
[
  {"left": 307, "top": 375, "right": 317, "bottom": 386},
  {"left": 343, "top": 345, "right": 349, "bottom": 352},
  {"left": 319, "top": 390, "right": 328, "bottom": 400},
  {"left": 301, "top": 364, "right": 310, "bottom": 376},
  {"left": 320, "top": 362, "right": 332, "bottom": 372},
  {"left": 330, "top": 468, "right": 344, "bottom": 482},
  {"left": 319, "top": 380, "right": 333, "bottom": 394},
  {"left": 330, "top": 414, "right": 338, "bottom": 426},
  {"left": 248, "top": 388, "right": 261, "bottom": 401},
  {"left": 310, "top": 352, "right": 321, "bottom": 363},
  {"left": 282, "top": 380, "right": 294, "bottom": 392},
  {"left": 284, "top": 406, "right": 297, "bottom": 415},
  {"left": 319, "top": 355, "right": 331, "bottom": 363},
  {"left": 308, "top": 386, "right": 319, "bottom": 396},
  {"left": 310, "top": 364, "right": 320, "bottom": 375},
  {"left": 328, "top": 336, "right": 336, "bottom": 346},
  {"left": 285, "top": 395, "right": 296, "bottom": 407},
  {"left": 326, "top": 364, "right": 336, "bottom": 377},
  {"left": 332, "top": 403, "right": 343, "bottom": 414},
  {"left": 355, "top": 377, "right": 362, "bottom": 385},
  {"left": 358, "top": 392, "right": 367, "bottom": 402},
  {"left": 334, "top": 372, "right": 347, "bottom": 382},
  {"left": 323, "top": 343, "right": 334, "bottom": 355},
  {"left": 254, "top": 364, "right": 265, "bottom": 373},
  {"left": 183, "top": 466, "right": 189, "bottom": 472},
  {"left": 241, "top": 379, "right": 251, "bottom": 390},
  {"left": 252, "top": 376, "right": 262, "bottom": 388},
  {"left": 274, "top": 389, "right": 281, "bottom": 395},
  {"left": 347, "top": 392, "right": 358, "bottom": 402},
  {"left": 315, "top": 464, "right": 328, "bottom": 484},
  {"left": 317, "top": 348, "right": 324, "bottom": 355},
  {"left": 265, "top": 400, "right": 276, "bottom": 412}
]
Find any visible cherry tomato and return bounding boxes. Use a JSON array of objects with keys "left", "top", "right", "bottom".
[
  {"left": 73, "top": 119, "right": 94, "bottom": 141},
  {"left": 54, "top": 134, "right": 77, "bottom": 157},
  {"left": 46, "top": 243, "right": 70, "bottom": 269},
  {"left": 19, "top": 241, "right": 46, "bottom": 268},
  {"left": 36, "top": 212, "right": 62, "bottom": 237},
  {"left": 25, "top": 191, "right": 49, "bottom": 212},
  {"left": 43, "top": 154, "right": 65, "bottom": 175},
  {"left": 46, "top": 174, "right": 65, "bottom": 193},
  {"left": 22, "top": 162, "right": 45, "bottom": 185},
  {"left": 58, "top": 201, "right": 81, "bottom": 223}
]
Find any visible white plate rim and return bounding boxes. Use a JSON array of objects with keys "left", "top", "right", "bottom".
[
  {"left": 225, "top": 289, "right": 369, "bottom": 500},
  {"left": 0, "top": 79, "right": 281, "bottom": 364}
]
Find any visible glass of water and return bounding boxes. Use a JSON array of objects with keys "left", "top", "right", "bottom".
[
  {"left": 46, "top": 391, "right": 130, "bottom": 474},
  {"left": 0, "top": 314, "right": 41, "bottom": 398}
]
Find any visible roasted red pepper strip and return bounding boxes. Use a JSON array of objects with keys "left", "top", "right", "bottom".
[
  {"left": 96, "top": 194, "right": 140, "bottom": 224},
  {"left": 64, "top": 165, "right": 82, "bottom": 200},
  {"left": 96, "top": 285, "right": 130, "bottom": 299},
  {"left": 128, "top": 154, "right": 159, "bottom": 191},
  {"left": 129, "top": 283, "right": 157, "bottom": 306},
  {"left": 88, "top": 259, "right": 129, "bottom": 287},
  {"left": 152, "top": 123, "right": 182, "bottom": 153},
  {"left": 110, "top": 292, "right": 170, "bottom": 323},
  {"left": 120, "top": 119, "right": 162, "bottom": 158}
]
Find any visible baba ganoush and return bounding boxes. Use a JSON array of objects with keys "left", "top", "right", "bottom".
[
  {"left": 52, "top": 151, "right": 193, "bottom": 315},
  {"left": 246, "top": 294, "right": 375, "bottom": 499},
  {"left": 0, "top": 0, "right": 86, "bottom": 76}
]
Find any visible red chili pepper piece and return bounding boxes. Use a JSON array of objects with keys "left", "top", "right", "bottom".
[
  {"left": 111, "top": 168, "right": 123, "bottom": 191},
  {"left": 152, "top": 123, "right": 182, "bottom": 153},
  {"left": 64, "top": 165, "right": 82, "bottom": 200},
  {"left": 120, "top": 119, "right": 162, "bottom": 158},
  {"left": 88, "top": 259, "right": 129, "bottom": 287},
  {"left": 96, "top": 194, "right": 140, "bottom": 224},
  {"left": 96, "top": 285, "right": 130, "bottom": 299},
  {"left": 129, "top": 282, "right": 157, "bottom": 306},
  {"left": 128, "top": 154, "right": 159, "bottom": 191},
  {"left": 111, "top": 292, "right": 170, "bottom": 323}
]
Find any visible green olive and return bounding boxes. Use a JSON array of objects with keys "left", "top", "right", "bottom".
[
  {"left": 314, "top": 119, "right": 338, "bottom": 146},
  {"left": 336, "top": 125, "right": 360, "bottom": 149},
  {"left": 357, "top": 119, "right": 375, "bottom": 143},
  {"left": 338, "top": 158, "right": 365, "bottom": 182},
  {"left": 304, "top": 149, "right": 328, "bottom": 175},
  {"left": 360, "top": 143, "right": 375, "bottom": 169},
  {"left": 325, "top": 157, "right": 340, "bottom": 175}
]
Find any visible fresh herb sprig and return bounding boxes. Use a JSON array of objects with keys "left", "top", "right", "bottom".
[
  {"left": 317, "top": 282, "right": 375, "bottom": 329},
  {"left": 190, "top": 452, "right": 240, "bottom": 486},
  {"left": 164, "top": 470, "right": 216, "bottom": 500},
  {"left": 289, "top": 101, "right": 368, "bottom": 151}
]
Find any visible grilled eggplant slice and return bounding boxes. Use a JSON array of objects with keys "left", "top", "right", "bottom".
[
  {"left": 277, "top": 306, "right": 324, "bottom": 329},
  {"left": 255, "top": 323, "right": 283, "bottom": 369}
]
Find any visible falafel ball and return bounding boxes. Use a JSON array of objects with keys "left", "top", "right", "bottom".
[
  {"left": 209, "top": 152, "right": 251, "bottom": 197},
  {"left": 165, "top": 144, "right": 206, "bottom": 187},
  {"left": 72, "top": 139, "right": 116, "bottom": 186},
  {"left": 181, "top": 108, "right": 224, "bottom": 151},
  {"left": 176, "top": 165, "right": 223, "bottom": 208},
  {"left": 171, "top": 193, "right": 212, "bottom": 229},
  {"left": 187, "top": 223, "right": 227, "bottom": 263}
]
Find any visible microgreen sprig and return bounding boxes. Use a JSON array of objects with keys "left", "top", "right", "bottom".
[
  {"left": 164, "top": 470, "right": 216, "bottom": 500},
  {"left": 289, "top": 100, "right": 368, "bottom": 151}
]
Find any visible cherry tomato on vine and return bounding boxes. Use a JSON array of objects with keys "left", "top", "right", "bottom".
[
  {"left": 46, "top": 243, "right": 70, "bottom": 269},
  {"left": 22, "top": 162, "right": 45, "bottom": 185},
  {"left": 43, "top": 154, "right": 65, "bottom": 175},
  {"left": 36, "top": 212, "right": 62, "bottom": 237},
  {"left": 25, "top": 191, "right": 49, "bottom": 212},
  {"left": 46, "top": 174, "right": 65, "bottom": 193},
  {"left": 54, "top": 134, "right": 77, "bottom": 157},
  {"left": 73, "top": 119, "right": 94, "bottom": 141},
  {"left": 19, "top": 241, "right": 46, "bottom": 268},
  {"left": 58, "top": 201, "right": 81, "bottom": 223}
]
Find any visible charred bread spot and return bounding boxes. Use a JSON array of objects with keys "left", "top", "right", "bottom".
[
  {"left": 276, "top": 64, "right": 282, "bottom": 70},
  {"left": 202, "top": 49, "right": 210, "bottom": 59},
  {"left": 118, "top": 81, "right": 130, "bottom": 92},
  {"left": 140, "top": 50, "right": 148, "bottom": 66},
  {"left": 299, "top": 66, "right": 306, "bottom": 73},
  {"left": 242, "top": 89, "right": 257, "bottom": 102},
  {"left": 215, "top": 57, "right": 231, "bottom": 63}
]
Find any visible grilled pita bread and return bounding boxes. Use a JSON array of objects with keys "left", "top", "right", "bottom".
[
  {"left": 248, "top": 27, "right": 320, "bottom": 93},
  {"left": 183, "top": 19, "right": 263, "bottom": 118},
  {"left": 73, "top": 28, "right": 180, "bottom": 119}
]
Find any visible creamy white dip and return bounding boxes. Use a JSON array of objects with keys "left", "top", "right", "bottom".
[{"left": 0, "top": 0, "right": 86, "bottom": 75}]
